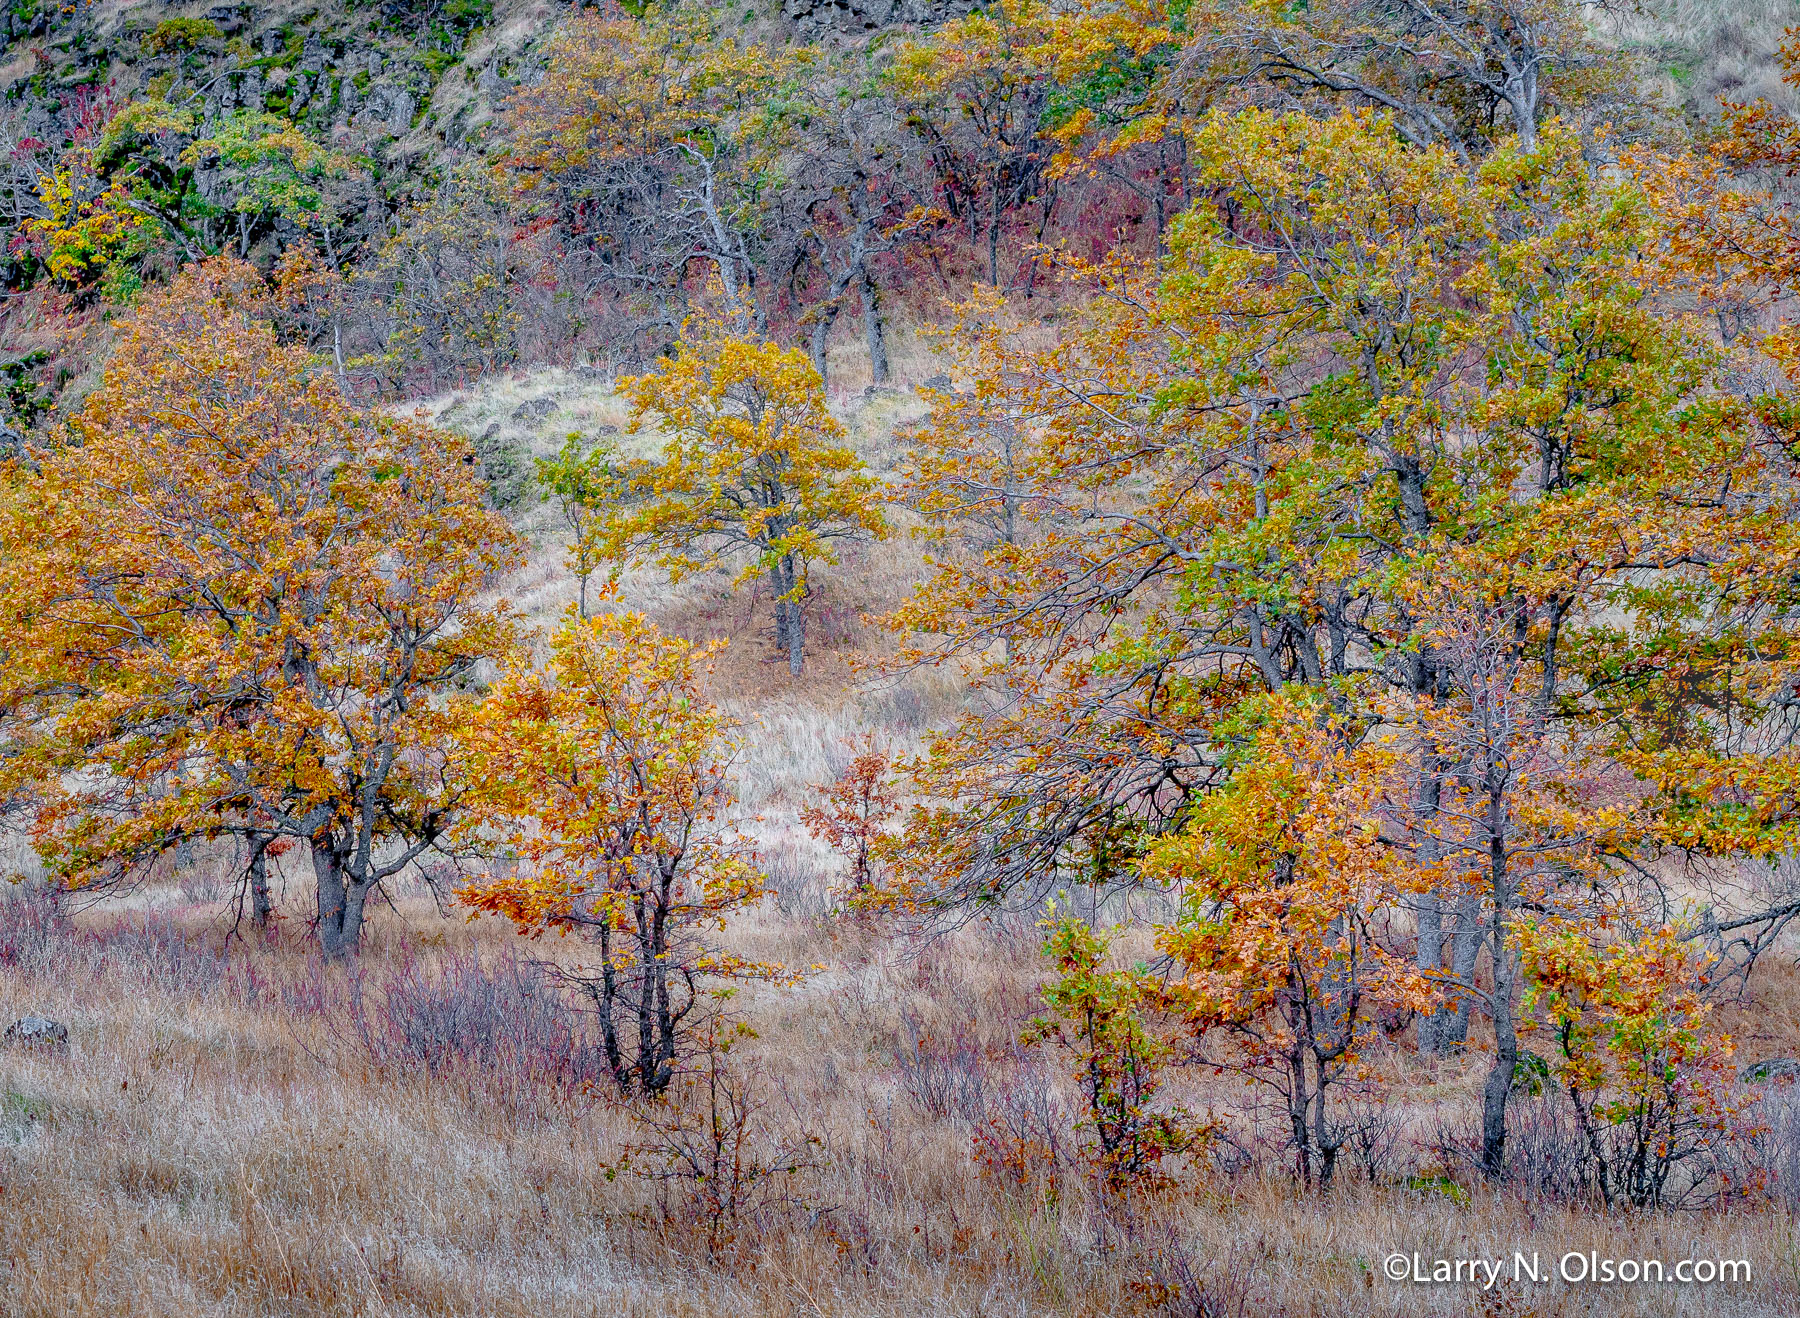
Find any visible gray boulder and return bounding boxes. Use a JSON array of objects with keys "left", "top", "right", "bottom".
[
  {"left": 360, "top": 83, "right": 416, "bottom": 136},
  {"left": 1742, "top": 1058, "right": 1800, "bottom": 1083},
  {"left": 3, "top": 1016, "right": 68, "bottom": 1048}
]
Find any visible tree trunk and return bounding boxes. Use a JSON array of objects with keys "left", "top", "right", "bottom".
[
  {"left": 1286, "top": 1046, "right": 1314, "bottom": 1184},
  {"left": 783, "top": 598, "right": 805, "bottom": 676},
  {"left": 594, "top": 920, "right": 626, "bottom": 1086},
  {"left": 1415, "top": 891, "right": 1446, "bottom": 1054},
  {"left": 1482, "top": 937, "right": 1518, "bottom": 1179},
  {"left": 248, "top": 838, "right": 273, "bottom": 931},
  {"left": 771, "top": 592, "right": 790, "bottom": 654},
  {"left": 860, "top": 270, "right": 889, "bottom": 385},
  {"left": 312, "top": 839, "right": 367, "bottom": 961},
  {"left": 1439, "top": 895, "right": 1485, "bottom": 1048},
  {"left": 1481, "top": 802, "right": 1518, "bottom": 1179},
  {"left": 810, "top": 303, "right": 840, "bottom": 394},
  {"left": 768, "top": 554, "right": 805, "bottom": 676}
]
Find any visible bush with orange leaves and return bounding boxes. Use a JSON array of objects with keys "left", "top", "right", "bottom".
[
  {"left": 803, "top": 735, "right": 898, "bottom": 899},
  {"left": 1517, "top": 921, "right": 1747, "bottom": 1209}
]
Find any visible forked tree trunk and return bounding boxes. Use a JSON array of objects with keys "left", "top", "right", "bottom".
[
  {"left": 312, "top": 839, "right": 371, "bottom": 961},
  {"left": 860, "top": 271, "right": 889, "bottom": 385},
  {"left": 767, "top": 553, "right": 806, "bottom": 676},
  {"left": 1439, "top": 895, "right": 1486, "bottom": 1047}
]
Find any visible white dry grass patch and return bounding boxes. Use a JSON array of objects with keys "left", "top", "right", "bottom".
[
  {"left": 1609, "top": 0, "right": 1800, "bottom": 118},
  {"left": 0, "top": 830, "right": 42, "bottom": 882}
]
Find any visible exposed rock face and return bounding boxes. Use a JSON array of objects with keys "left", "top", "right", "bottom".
[
  {"left": 782, "top": 0, "right": 971, "bottom": 33},
  {"left": 360, "top": 83, "right": 417, "bottom": 136},
  {"left": 205, "top": 4, "right": 251, "bottom": 35},
  {"left": 3, "top": 1015, "right": 69, "bottom": 1048}
]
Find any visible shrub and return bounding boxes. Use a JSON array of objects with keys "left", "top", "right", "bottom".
[
  {"left": 892, "top": 1009, "right": 987, "bottom": 1123},
  {"left": 347, "top": 948, "right": 611, "bottom": 1103},
  {"left": 0, "top": 880, "right": 69, "bottom": 971},
  {"left": 0, "top": 884, "right": 229, "bottom": 997},
  {"left": 970, "top": 1063, "right": 1073, "bottom": 1202},
  {"left": 1028, "top": 913, "right": 1203, "bottom": 1204},
  {"left": 1517, "top": 922, "right": 1745, "bottom": 1208},
  {"left": 143, "top": 18, "right": 221, "bottom": 55},
  {"left": 610, "top": 1015, "right": 824, "bottom": 1262}
]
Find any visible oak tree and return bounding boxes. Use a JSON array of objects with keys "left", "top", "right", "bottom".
[
  {"left": 456, "top": 610, "right": 777, "bottom": 1095},
  {"left": 595, "top": 312, "right": 887, "bottom": 676},
  {"left": 0, "top": 258, "right": 522, "bottom": 957}
]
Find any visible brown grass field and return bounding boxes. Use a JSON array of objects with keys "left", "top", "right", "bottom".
[{"left": 5, "top": 878, "right": 1800, "bottom": 1318}]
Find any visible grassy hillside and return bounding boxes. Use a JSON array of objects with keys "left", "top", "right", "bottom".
[{"left": 8, "top": 2, "right": 1800, "bottom": 1316}]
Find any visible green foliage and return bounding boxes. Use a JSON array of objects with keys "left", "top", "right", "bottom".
[
  {"left": 182, "top": 111, "right": 352, "bottom": 225},
  {"left": 444, "top": 0, "right": 492, "bottom": 27},
  {"left": 1, "top": 351, "right": 54, "bottom": 430},
  {"left": 535, "top": 431, "right": 615, "bottom": 615},
  {"left": 1026, "top": 910, "right": 1201, "bottom": 1201},
  {"left": 1043, "top": 52, "right": 1166, "bottom": 131},
  {"left": 141, "top": 19, "right": 221, "bottom": 56}
]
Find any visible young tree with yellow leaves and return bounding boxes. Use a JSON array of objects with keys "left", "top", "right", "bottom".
[
  {"left": 0, "top": 258, "right": 522, "bottom": 957},
  {"left": 1146, "top": 692, "right": 1427, "bottom": 1187},
  {"left": 455, "top": 611, "right": 775, "bottom": 1096},
  {"left": 593, "top": 314, "right": 886, "bottom": 677}
]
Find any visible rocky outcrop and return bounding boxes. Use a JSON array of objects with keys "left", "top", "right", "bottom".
[
  {"left": 1742, "top": 1058, "right": 1800, "bottom": 1083},
  {"left": 3, "top": 1015, "right": 68, "bottom": 1048},
  {"left": 359, "top": 82, "right": 417, "bottom": 137},
  {"left": 782, "top": 0, "right": 972, "bottom": 34}
]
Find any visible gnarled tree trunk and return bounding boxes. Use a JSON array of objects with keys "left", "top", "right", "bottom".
[{"left": 312, "top": 836, "right": 372, "bottom": 962}]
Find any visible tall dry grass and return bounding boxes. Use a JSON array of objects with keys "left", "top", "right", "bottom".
[
  {"left": 1611, "top": 0, "right": 1800, "bottom": 120},
  {"left": 4, "top": 878, "right": 1800, "bottom": 1318}
]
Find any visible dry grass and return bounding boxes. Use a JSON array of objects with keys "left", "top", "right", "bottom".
[
  {"left": 5, "top": 886, "right": 1800, "bottom": 1318},
  {"left": 1612, "top": 0, "right": 1799, "bottom": 121},
  {"left": 416, "top": 360, "right": 952, "bottom": 883}
]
